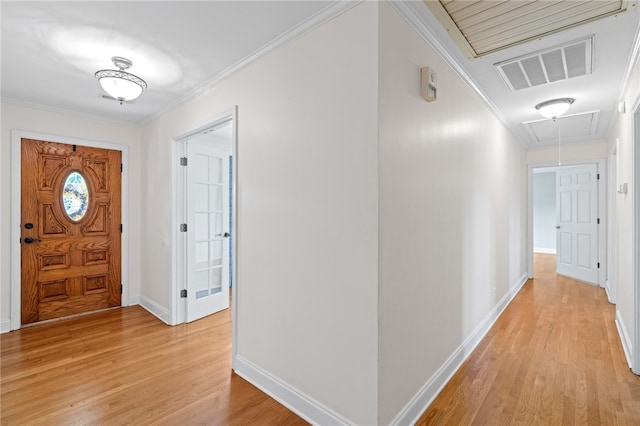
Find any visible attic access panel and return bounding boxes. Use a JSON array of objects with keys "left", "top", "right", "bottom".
[
  {"left": 523, "top": 111, "right": 600, "bottom": 144},
  {"left": 424, "top": 0, "right": 631, "bottom": 58}
]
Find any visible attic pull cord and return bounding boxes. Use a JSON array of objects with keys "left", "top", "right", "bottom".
[{"left": 556, "top": 118, "right": 562, "bottom": 166}]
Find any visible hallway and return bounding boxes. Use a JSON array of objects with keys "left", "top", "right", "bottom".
[
  {"left": 418, "top": 254, "right": 640, "bottom": 425},
  {"left": 3, "top": 254, "right": 640, "bottom": 424}
]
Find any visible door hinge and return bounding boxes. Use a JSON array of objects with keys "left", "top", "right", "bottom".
[
  {"left": 120, "top": 284, "right": 123, "bottom": 294},
  {"left": 180, "top": 157, "right": 188, "bottom": 166},
  {"left": 597, "top": 262, "right": 600, "bottom": 269},
  {"left": 121, "top": 163, "right": 123, "bottom": 172},
  {"left": 120, "top": 224, "right": 123, "bottom": 233},
  {"left": 597, "top": 218, "right": 600, "bottom": 224},
  {"left": 180, "top": 289, "right": 187, "bottom": 298},
  {"left": 180, "top": 223, "right": 188, "bottom": 232},
  {"left": 597, "top": 173, "right": 600, "bottom": 180},
  {"left": 73, "top": 144, "right": 77, "bottom": 152}
]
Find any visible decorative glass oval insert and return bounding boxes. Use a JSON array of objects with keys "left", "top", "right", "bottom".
[{"left": 62, "top": 171, "right": 89, "bottom": 221}]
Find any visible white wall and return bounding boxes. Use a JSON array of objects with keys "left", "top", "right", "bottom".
[
  {"left": 377, "top": 3, "right": 527, "bottom": 423},
  {"left": 0, "top": 101, "right": 142, "bottom": 331},
  {"left": 140, "top": 3, "right": 379, "bottom": 424},
  {"left": 527, "top": 141, "right": 608, "bottom": 164},
  {"left": 608, "top": 44, "right": 640, "bottom": 368},
  {"left": 533, "top": 171, "right": 556, "bottom": 253}
]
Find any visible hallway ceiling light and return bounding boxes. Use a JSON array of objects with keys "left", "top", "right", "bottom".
[
  {"left": 95, "top": 56, "right": 147, "bottom": 103},
  {"left": 535, "top": 98, "right": 575, "bottom": 119}
]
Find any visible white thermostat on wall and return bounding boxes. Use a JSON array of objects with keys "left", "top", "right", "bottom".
[{"left": 421, "top": 66, "right": 437, "bottom": 102}]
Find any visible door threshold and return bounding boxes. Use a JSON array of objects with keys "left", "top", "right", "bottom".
[{"left": 20, "top": 306, "right": 122, "bottom": 329}]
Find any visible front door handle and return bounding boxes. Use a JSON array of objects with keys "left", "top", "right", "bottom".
[
  {"left": 555, "top": 226, "right": 560, "bottom": 229},
  {"left": 23, "top": 237, "right": 41, "bottom": 244}
]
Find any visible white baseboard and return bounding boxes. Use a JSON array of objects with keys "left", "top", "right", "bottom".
[
  {"left": 615, "top": 309, "right": 633, "bottom": 369},
  {"left": 605, "top": 280, "right": 616, "bottom": 304},
  {"left": 391, "top": 273, "right": 529, "bottom": 426},
  {"left": 1, "top": 320, "right": 11, "bottom": 334},
  {"left": 233, "top": 355, "right": 351, "bottom": 426},
  {"left": 534, "top": 247, "right": 556, "bottom": 254},
  {"left": 138, "top": 295, "right": 171, "bottom": 325}
]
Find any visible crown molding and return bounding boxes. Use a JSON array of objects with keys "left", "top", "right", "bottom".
[
  {"left": 142, "top": 1, "right": 362, "bottom": 125},
  {"left": 618, "top": 9, "right": 640, "bottom": 103}
]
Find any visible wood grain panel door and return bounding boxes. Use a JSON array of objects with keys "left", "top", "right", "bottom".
[{"left": 21, "top": 138, "right": 122, "bottom": 324}]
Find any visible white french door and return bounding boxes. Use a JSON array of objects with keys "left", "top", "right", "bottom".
[
  {"left": 556, "top": 164, "right": 599, "bottom": 284},
  {"left": 186, "top": 139, "right": 230, "bottom": 322}
]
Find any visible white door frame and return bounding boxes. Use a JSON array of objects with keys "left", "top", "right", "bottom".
[
  {"left": 170, "top": 106, "right": 238, "bottom": 362},
  {"left": 10, "top": 130, "right": 130, "bottom": 331},
  {"left": 527, "top": 159, "right": 606, "bottom": 286},
  {"left": 633, "top": 95, "right": 640, "bottom": 375},
  {"left": 607, "top": 140, "right": 619, "bottom": 304}
]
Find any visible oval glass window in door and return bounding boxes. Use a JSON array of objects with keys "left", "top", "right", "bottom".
[{"left": 62, "top": 171, "right": 89, "bottom": 221}]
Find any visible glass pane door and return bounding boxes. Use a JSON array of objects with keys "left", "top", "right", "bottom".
[{"left": 186, "top": 139, "right": 230, "bottom": 322}]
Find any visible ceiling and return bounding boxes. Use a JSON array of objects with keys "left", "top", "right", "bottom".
[
  {"left": 1, "top": 1, "right": 335, "bottom": 123},
  {"left": 2, "top": 1, "right": 640, "bottom": 148},
  {"left": 425, "top": 0, "right": 631, "bottom": 58},
  {"left": 404, "top": 0, "right": 640, "bottom": 148}
]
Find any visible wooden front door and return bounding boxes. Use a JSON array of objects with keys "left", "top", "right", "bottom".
[{"left": 21, "top": 138, "right": 122, "bottom": 324}]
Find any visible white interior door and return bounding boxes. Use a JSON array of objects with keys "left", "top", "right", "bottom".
[
  {"left": 186, "top": 139, "right": 230, "bottom": 322},
  {"left": 556, "top": 164, "right": 599, "bottom": 284}
]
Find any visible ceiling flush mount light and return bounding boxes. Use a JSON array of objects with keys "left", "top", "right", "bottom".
[
  {"left": 535, "top": 97, "right": 575, "bottom": 119},
  {"left": 534, "top": 98, "right": 575, "bottom": 166},
  {"left": 95, "top": 56, "right": 147, "bottom": 103}
]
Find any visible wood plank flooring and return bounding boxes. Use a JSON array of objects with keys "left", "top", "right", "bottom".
[
  {"left": 1, "top": 302, "right": 307, "bottom": 425},
  {"left": 417, "top": 254, "right": 640, "bottom": 425},
  {"left": 3, "top": 254, "right": 640, "bottom": 425}
]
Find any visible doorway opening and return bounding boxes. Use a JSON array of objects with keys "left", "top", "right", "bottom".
[
  {"left": 529, "top": 161, "right": 605, "bottom": 287},
  {"left": 170, "top": 108, "right": 237, "bottom": 345}
]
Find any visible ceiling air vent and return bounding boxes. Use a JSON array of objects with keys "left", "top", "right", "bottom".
[{"left": 495, "top": 37, "right": 593, "bottom": 91}]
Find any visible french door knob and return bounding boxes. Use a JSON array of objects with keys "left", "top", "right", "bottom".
[
  {"left": 23, "top": 237, "right": 41, "bottom": 244},
  {"left": 223, "top": 232, "right": 230, "bottom": 238}
]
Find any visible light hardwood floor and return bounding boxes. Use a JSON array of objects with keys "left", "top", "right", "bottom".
[
  {"left": 418, "top": 253, "right": 640, "bottom": 425},
  {"left": 3, "top": 255, "right": 640, "bottom": 425},
  {"left": 1, "top": 300, "right": 307, "bottom": 425}
]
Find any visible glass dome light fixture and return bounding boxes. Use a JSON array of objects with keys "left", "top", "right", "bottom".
[
  {"left": 535, "top": 97, "right": 575, "bottom": 119},
  {"left": 95, "top": 56, "right": 147, "bottom": 103}
]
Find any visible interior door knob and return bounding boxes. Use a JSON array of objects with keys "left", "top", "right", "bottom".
[
  {"left": 23, "top": 237, "right": 41, "bottom": 244},
  {"left": 555, "top": 226, "right": 561, "bottom": 229}
]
